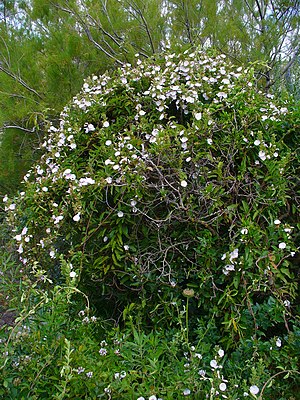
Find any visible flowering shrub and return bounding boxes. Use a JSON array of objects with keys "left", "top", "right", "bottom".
[{"left": 2, "top": 48, "right": 300, "bottom": 397}]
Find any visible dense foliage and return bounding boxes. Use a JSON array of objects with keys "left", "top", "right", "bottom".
[{"left": 1, "top": 49, "right": 300, "bottom": 399}]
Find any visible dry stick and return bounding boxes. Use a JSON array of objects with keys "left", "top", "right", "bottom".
[{"left": 259, "top": 370, "right": 300, "bottom": 399}]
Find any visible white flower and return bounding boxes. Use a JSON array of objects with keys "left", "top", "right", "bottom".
[
  {"left": 229, "top": 248, "right": 239, "bottom": 261},
  {"left": 276, "top": 338, "right": 282, "bottom": 347},
  {"left": 219, "top": 382, "right": 227, "bottom": 391},
  {"left": 222, "top": 78, "right": 230, "bottom": 85},
  {"left": 195, "top": 112, "right": 202, "bottom": 120},
  {"left": 181, "top": 180, "right": 188, "bottom": 187},
  {"left": 207, "top": 138, "right": 213, "bottom": 145},
  {"left": 278, "top": 242, "right": 286, "bottom": 249},
  {"left": 103, "top": 121, "right": 110, "bottom": 128},
  {"left": 284, "top": 299, "right": 290, "bottom": 307},
  {"left": 217, "top": 91, "right": 227, "bottom": 99},
  {"left": 241, "top": 228, "right": 248, "bottom": 235},
  {"left": 218, "top": 349, "right": 224, "bottom": 357},
  {"left": 149, "top": 396, "right": 157, "bottom": 400},
  {"left": 258, "top": 151, "right": 266, "bottom": 161},
  {"left": 249, "top": 385, "right": 259, "bottom": 395},
  {"left": 15, "top": 235, "right": 22, "bottom": 241},
  {"left": 49, "top": 250, "right": 56, "bottom": 258},
  {"left": 42, "top": 187, "right": 48, "bottom": 192},
  {"left": 105, "top": 177, "right": 113, "bottom": 184},
  {"left": 198, "top": 369, "right": 206, "bottom": 377},
  {"left": 210, "top": 359, "right": 218, "bottom": 369},
  {"left": 254, "top": 140, "right": 260, "bottom": 146},
  {"left": 99, "top": 348, "right": 107, "bottom": 356},
  {"left": 17, "top": 244, "right": 23, "bottom": 254},
  {"left": 105, "top": 140, "right": 112, "bottom": 146},
  {"left": 9, "top": 203, "right": 16, "bottom": 210},
  {"left": 117, "top": 211, "right": 124, "bottom": 218},
  {"left": 85, "top": 123, "right": 95, "bottom": 132},
  {"left": 73, "top": 213, "right": 81, "bottom": 222},
  {"left": 137, "top": 397, "right": 145, "bottom": 400},
  {"left": 183, "top": 388, "right": 191, "bottom": 396},
  {"left": 274, "top": 219, "right": 281, "bottom": 225},
  {"left": 124, "top": 245, "right": 129, "bottom": 251},
  {"left": 3, "top": 195, "right": 8, "bottom": 203},
  {"left": 185, "top": 96, "right": 195, "bottom": 103},
  {"left": 70, "top": 271, "right": 77, "bottom": 278}
]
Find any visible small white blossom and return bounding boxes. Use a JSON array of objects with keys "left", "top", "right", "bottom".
[
  {"left": 194, "top": 353, "right": 202, "bottom": 359},
  {"left": 276, "top": 338, "right": 282, "bottom": 347},
  {"left": 105, "top": 140, "right": 112, "bottom": 146},
  {"left": 117, "top": 211, "right": 124, "bottom": 218},
  {"left": 183, "top": 388, "right": 191, "bottom": 396},
  {"left": 218, "top": 349, "right": 224, "bottom": 357},
  {"left": 103, "top": 121, "right": 110, "bottom": 128},
  {"left": 195, "top": 112, "right": 202, "bottom": 120},
  {"left": 278, "top": 242, "right": 286, "bottom": 249},
  {"left": 258, "top": 151, "right": 266, "bottom": 161},
  {"left": 210, "top": 359, "right": 218, "bottom": 369},
  {"left": 254, "top": 140, "right": 260, "bottom": 146},
  {"left": 181, "top": 180, "right": 188, "bottom": 187},
  {"left": 99, "top": 348, "right": 107, "bottom": 356},
  {"left": 274, "top": 219, "right": 281, "bottom": 225},
  {"left": 219, "top": 383, "right": 227, "bottom": 391},
  {"left": 70, "top": 271, "right": 77, "bottom": 278},
  {"left": 207, "top": 138, "right": 213, "bottom": 145},
  {"left": 73, "top": 213, "right": 81, "bottom": 222},
  {"left": 249, "top": 385, "right": 259, "bottom": 395}
]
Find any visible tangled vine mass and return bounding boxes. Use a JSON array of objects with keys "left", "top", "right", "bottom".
[{"left": 4, "top": 49, "right": 299, "bottom": 344}]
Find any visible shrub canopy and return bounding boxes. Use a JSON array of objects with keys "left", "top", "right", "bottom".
[{"left": 5, "top": 49, "right": 299, "bottom": 345}]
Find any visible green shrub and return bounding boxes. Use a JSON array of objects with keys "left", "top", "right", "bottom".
[{"left": 2, "top": 48, "right": 300, "bottom": 398}]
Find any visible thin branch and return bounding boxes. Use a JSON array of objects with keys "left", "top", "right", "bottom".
[
  {"left": 0, "top": 65, "right": 43, "bottom": 99},
  {"left": 3, "top": 125, "right": 36, "bottom": 133},
  {"left": 266, "top": 44, "right": 300, "bottom": 88},
  {"left": 51, "top": 1, "right": 123, "bottom": 65},
  {"left": 125, "top": 0, "right": 156, "bottom": 55}
]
